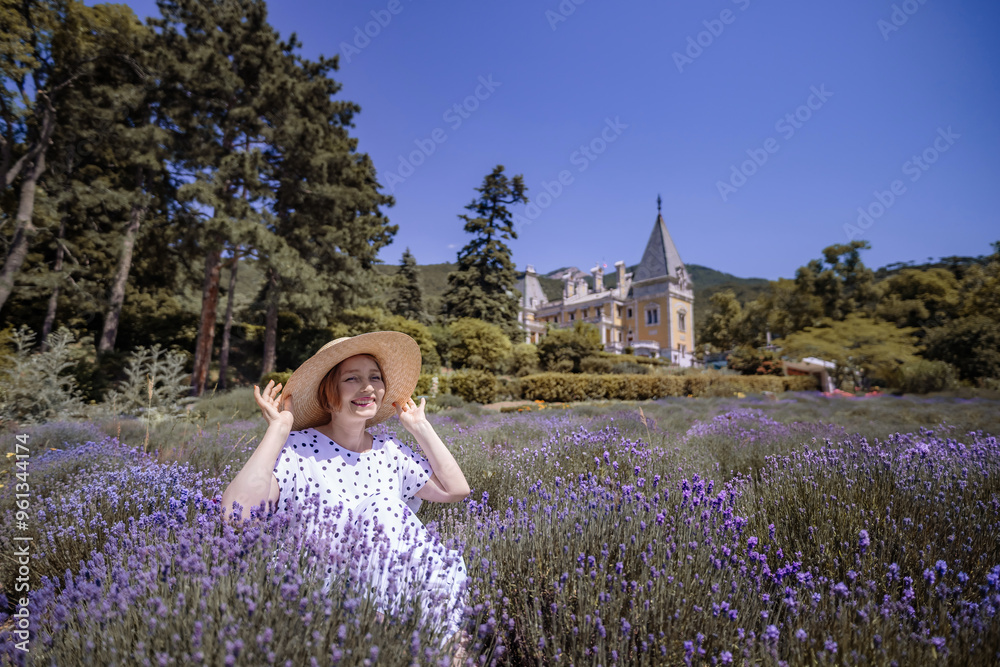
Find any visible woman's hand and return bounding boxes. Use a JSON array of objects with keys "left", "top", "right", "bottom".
[
  {"left": 393, "top": 396, "right": 429, "bottom": 433},
  {"left": 254, "top": 380, "right": 294, "bottom": 430}
]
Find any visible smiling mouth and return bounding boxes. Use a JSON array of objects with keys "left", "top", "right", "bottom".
[{"left": 351, "top": 398, "right": 375, "bottom": 407}]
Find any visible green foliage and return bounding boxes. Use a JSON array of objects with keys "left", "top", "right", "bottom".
[
  {"left": 427, "top": 323, "right": 457, "bottom": 369},
  {"left": 579, "top": 356, "right": 613, "bottom": 374},
  {"left": 415, "top": 373, "right": 449, "bottom": 397},
  {"left": 797, "top": 241, "right": 878, "bottom": 321},
  {"left": 494, "top": 376, "right": 522, "bottom": 401},
  {"left": 328, "top": 306, "right": 387, "bottom": 339},
  {"left": 102, "top": 344, "right": 194, "bottom": 418},
  {"left": 727, "top": 345, "right": 784, "bottom": 376},
  {"left": 876, "top": 268, "right": 960, "bottom": 329},
  {"left": 610, "top": 361, "right": 649, "bottom": 375},
  {"left": 890, "top": 359, "right": 959, "bottom": 394},
  {"left": 388, "top": 248, "right": 429, "bottom": 324},
  {"left": 509, "top": 343, "right": 539, "bottom": 377},
  {"left": 537, "top": 321, "right": 602, "bottom": 373},
  {"left": 923, "top": 315, "right": 1000, "bottom": 382},
  {"left": 779, "top": 314, "right": 920, "bottom": 389},
  {"left": 449, "top": 369, "right": 498, "bottom": 404},
  {"left": 259, "top": 371, "right": 292, "bottom": 388},
  {"left": 0, "top": 326, "right": 85, "bottom": 424},
  {"left": 442, "top": 165, "right": 527, "bottom": 341},
  {"left": 446, "top": 318, "right": 512, "bottom": 372},
  {"left": 518, "top": 372, "right": 817, "bottom": 402}
]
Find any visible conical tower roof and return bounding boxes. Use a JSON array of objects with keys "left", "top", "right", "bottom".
[{"left": 634, "top": 212, "right": 684, "bottom": 283}]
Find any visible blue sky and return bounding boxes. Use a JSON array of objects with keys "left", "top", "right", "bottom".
[{"left": 119, "top": 0, "right": 999, "bottom": 280}]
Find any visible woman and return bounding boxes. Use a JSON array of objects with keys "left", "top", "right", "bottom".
[{"left": 220, "top": 331, "right": 471, "bottom": 644}]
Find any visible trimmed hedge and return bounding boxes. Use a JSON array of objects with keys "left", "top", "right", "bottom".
[
  {"left": 519, "top": 372, "right": 820, "bottom": 402},
  {"left": 450, "top": 369, "right": 499, "bottom": 404}
]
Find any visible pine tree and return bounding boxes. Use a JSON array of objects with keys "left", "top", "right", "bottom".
[
  {"left": 0, "top": 1, "right": 142, "bottom": 314},
  {"left": 442, "top": 165, "right": 527, "bottom": 341},
  {"left": 258, "top": 36, "right": 395, "bottom": 375},
  {"left": 151, "top": 0, "right": 292, "bottom": 394},
  {"left": 389, "top": 248, "right": 428, "bottom": 324}
]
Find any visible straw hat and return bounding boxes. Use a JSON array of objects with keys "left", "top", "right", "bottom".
[{"left": 281, "top": 331, "right": 422, "bottom": 431}]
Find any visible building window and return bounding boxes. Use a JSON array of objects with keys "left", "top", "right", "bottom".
[
  {"left": 679, "top": 344, "right": 686, "bottom": 354},
  {"left": 582, "top": 308, "right": 588, "bottom": 318},
  {"left": 618, "top": 331, "right": 623, "bottom": 342},
  {"left": 678, "top": 310, "right": 686, "bottom": 332},
  {"left": 646, "top": 307, "right": 659, "bottom": 325},
  {"left": 627, "top": 307, "right": 633, "bottom": 319},
  {"left": 569, "top": 312, "right": 575, "bottom": 321},
  {"left": 617, "top": 305, "right": 623, "bottom": 318}
]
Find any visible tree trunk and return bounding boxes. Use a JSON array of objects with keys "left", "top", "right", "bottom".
[
  {"left": 98, "top": 198, "right": 147, "bottom": 355},
  {"left": 261, "top": 268, "right": 279, "bottom": 377},
  {"left": 191, "top": 243, "right": 223, "bottom": 396},
  {"left": 218, "top": 251, "right": 240, "bottom": 390},
  {"left": 0, "top": 146, "right": 48, "bottom": 313},
  {"left": 40, "top": 218, "right": 67, "bottom": 352}
]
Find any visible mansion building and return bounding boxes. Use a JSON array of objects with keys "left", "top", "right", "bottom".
[{"left": 516, "top": 208, "right": 696, "bottom": 366}]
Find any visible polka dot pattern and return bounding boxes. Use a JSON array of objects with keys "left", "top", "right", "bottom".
[{"left": 270, "top": 428, "right": 466, "bottom": 634}]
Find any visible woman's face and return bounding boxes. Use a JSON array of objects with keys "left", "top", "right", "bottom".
[{"left": 332, "top": 354, "right": 386, "bottom": 422}]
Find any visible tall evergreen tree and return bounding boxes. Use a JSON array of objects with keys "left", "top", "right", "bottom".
[
  {"left": 389, "top": 248, "right": 428, "bottom": 324},
  {"left": 0, "top": 1, "right": 141, "bottom": 314},
  {"left": 442, "top": 165, "right": 526, "bottom": 341},
  {"left": 258, "top": 33, "right": 395, "bottom": 375},
  {"left": 151, "top": 0, "right": 291, "bottom": 394}
]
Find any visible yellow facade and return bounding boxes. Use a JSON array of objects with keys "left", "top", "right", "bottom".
[{"left": 517, "top": 210, "right": 696, "bottom": 365}]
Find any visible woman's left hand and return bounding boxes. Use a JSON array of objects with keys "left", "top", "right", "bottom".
[{"left": 394, "top": 396, "right": 429, "bottom": 431}]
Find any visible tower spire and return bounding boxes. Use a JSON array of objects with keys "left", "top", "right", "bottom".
[{"left": 657, "top": 194, "right": 662, "bottom": 214}]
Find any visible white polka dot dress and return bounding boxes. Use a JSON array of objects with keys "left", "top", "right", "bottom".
[{"left": 271, "top": 428, "right": 468, "bottom": 635}]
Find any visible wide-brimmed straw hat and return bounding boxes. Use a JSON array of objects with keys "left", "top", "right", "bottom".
[{"left": 281, "top": 331, "right": 422, "bottom": 431}]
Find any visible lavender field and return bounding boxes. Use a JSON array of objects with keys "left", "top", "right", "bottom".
[{"left": 1, "top": 392, "right": 999, "bottom": 666}]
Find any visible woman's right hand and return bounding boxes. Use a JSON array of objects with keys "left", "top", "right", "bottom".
[{"left": 254, "top": 380, "right": 294, "bottom": 429}]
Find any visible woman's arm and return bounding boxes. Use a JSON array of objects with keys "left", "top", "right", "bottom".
[
  {"left": 220, "top": 382, "right": 294, "bottom": 522},
  {"left": 395, "top": 397, "right": 470, "bottom": 503}
]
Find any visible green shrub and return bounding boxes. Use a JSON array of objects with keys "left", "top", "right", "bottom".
[
  {"left": 102, "top": 344, "right": 195, "bottom": 418},
  {"left": 580, "top": 356, "right": 613, "bottom": 374},
  {"left": 447, "top": 318, "right": 512, "bottom": 372},
  {"left": 538, "top": 321, "right": 602, "bottom": 372},
  {"left": 551, "top": 359, "right": 574, "bottom": 373},
  {"left": 727, "top": 345, "right": 784, "bottom": 376},
  {"left": 0, "top": 326, "right": 85, "bottom": 424},
  {"left": 259, "top": 370, "right": 293, "bottom": 387},
  {"left": 518, "top": 372, "right": 819, "bottom": 401},
  {"left": 450, "top": 369, "right": 498, "bottom": 403},
  {"left": 415, "top": 373, "right": 450, "bottom": 397},
  {"left": 610, "top": 361, "right": 648, "bottom": 375},
  {"left": 509, "top": 343, "right": 540, "bottom": 377},
  {"left": 495, "top": 376, "right": 523, "bottom": 401},
  {"left": 892, "top": 359, "right": 959, "bottom": 394},
  {"left": 782, "top": 375, "right": 821, "bottom": 392}
]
